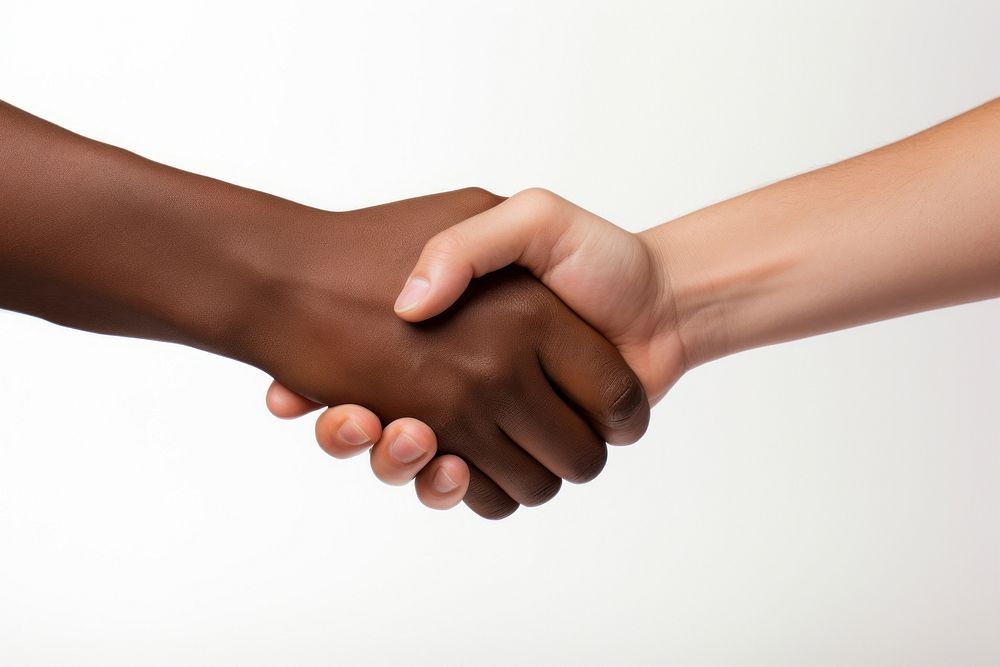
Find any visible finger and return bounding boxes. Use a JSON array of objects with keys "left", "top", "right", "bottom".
[
  {"left": 394, "top": 188, "right": 574, "bottom": 322},
  {"left": 451, "top": 428, "right": 562, "bottom": 508},
  {"left": 414, "top": 455, "right": 469, "bottom": 510},
  {"left": 266, "top": 380, "right": 323, "bottom": 419},
  {"left": 462, "top": 463, "right": 519, "bottom": 520},
  {"left": 500, "top": 367, "right": 608, "bottom": 484},
  {"left": 314, "top": 404, "right": 382, "bottom": 459},
  {"left": 369, "top": 418, "right": 437, "bottom": 485},
  {"left": 538, "top": 320, "right": 650, "bottom": 446}
]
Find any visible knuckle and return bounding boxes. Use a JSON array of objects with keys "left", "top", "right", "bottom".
[
  {"left": 603, "top": 373, "right": 647, "bottom": 430},
  {"left": 564, "top": 442, "right": 608, "bottom": 484},
  {"left": 467, "top": 488, "right": 520, "bottom": 520},
  {"left": 462, "top": 458, "right": 522, "bottom": 520},
  {"left": 514, "top": 187, "right": 559, "bottom": 213},
  {"left": 513, "top": 187, "right": 566, "bottom": 222},
  {"left": 424, "top": 230, "right": 465, "bottom": 261},
  {"left": 519, "top": 474, "right": 562, "bottom": 507},
  {"left": 476, "top": 503, "right": 519, "bottom": 520},
  {"left": 463, "top": 354, "right": 517, "bottom": 393}
]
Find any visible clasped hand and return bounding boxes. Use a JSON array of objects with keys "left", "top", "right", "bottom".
[
  {"left": 263, "top": 188, "right": 673, "bottom": 518},
  {"left": 252, "top": 188, "right": 651, "bottom": 519}
]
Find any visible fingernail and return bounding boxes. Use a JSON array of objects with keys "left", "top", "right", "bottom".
[
  {"left": 394, "top": 276, "right": 430, "bottom": 312},
  {"left": 432, "top": 467, "right": 459, "bottom": 493},
  {"left": 389, "top": 432, "right": 425, "bottom": 464},
  {"left": 337, "top": 419, "right": 371, "bottom": 446}
]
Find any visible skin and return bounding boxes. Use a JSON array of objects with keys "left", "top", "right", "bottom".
[
  {"left": 274, "top": 97, "right": 1000, "bottom": 508},
  {"left": 0, "top": 99, "right": 650, "bottom": 520}
]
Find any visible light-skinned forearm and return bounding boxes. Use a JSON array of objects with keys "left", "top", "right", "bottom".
[{"left": 654, "top": 98, "right": 1000, "bottom": 367}]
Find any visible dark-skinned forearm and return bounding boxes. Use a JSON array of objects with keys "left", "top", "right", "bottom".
[{"left": 0, "top": 100, "right": 316, "bottom": 357}]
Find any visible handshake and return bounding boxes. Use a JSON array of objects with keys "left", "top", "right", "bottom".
[
  {"left": 255, "top": 187, "right": 672, "bottom": 518},
  {"left": 0, "top": 102, "right": 681, "bottom": 519},
  {"left": 3, "top": 98, "right": 998, "bottom": 519}
]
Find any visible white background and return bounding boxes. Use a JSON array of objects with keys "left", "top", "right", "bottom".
[{"left": 1, "top": 1, "right": 999, "bottom": 665}]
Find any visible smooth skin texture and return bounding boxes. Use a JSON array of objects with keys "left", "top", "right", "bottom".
[
  {"left": 272, "top": 97, "right": 1000, "bottom": 508},
  {"left": 0, "top": 100, "right": 650, "bottom": 519}
]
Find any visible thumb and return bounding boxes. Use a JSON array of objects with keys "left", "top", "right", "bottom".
[{"left": 394, "top": 188, "right": 572, "bottom": 322}]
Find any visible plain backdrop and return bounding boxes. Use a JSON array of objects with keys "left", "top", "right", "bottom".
[{"left": 1, "top": 1, "right": 998, "bottom": 665}]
